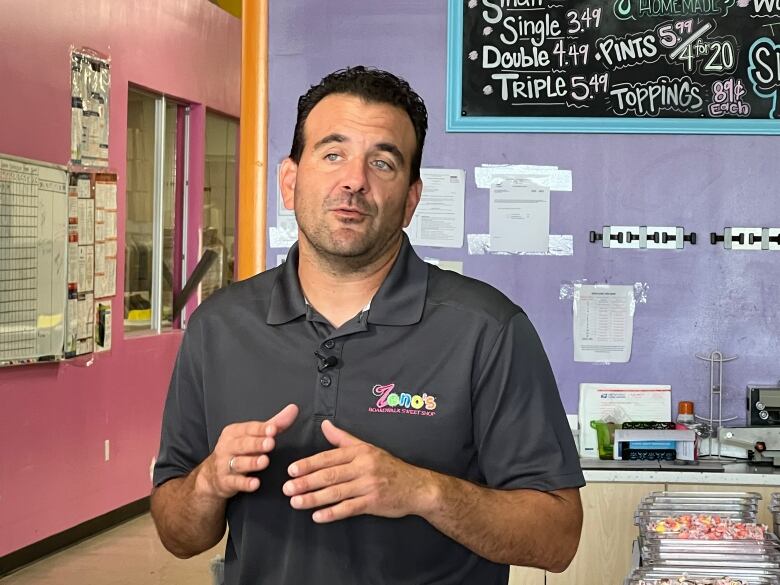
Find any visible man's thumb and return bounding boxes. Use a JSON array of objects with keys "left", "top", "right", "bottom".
[{"left": 321, "top": 419, "right": 362, "bottom": 447}]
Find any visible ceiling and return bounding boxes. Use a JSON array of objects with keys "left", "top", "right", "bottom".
[{"left": 209, "top": 0, "right": 241, "bottom": 19}]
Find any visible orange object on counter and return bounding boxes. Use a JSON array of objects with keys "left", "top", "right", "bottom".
[{"left": 678, "top": 401, "right": 694, "bottom": 415}]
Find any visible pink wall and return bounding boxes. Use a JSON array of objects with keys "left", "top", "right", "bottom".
[{"left": 0, "top": 0, "right": 240, "bottom": 555}]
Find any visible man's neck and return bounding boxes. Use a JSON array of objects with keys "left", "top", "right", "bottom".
[{"left": 297, "top": 238, "right": 402, "bottom": 328}]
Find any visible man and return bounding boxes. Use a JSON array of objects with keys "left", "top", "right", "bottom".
[{"left": 152, "top": 66, "right": 584, "bottom": 585}]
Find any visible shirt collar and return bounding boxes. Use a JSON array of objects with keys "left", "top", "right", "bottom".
[
  {"left": 266, "top": 242, "right": 307, "bottom": 325},
  {"left": 266, "top": 233, "right": 428, "bottom": 327},
  {"left": 366, "top": 233, "right": 427, "bottom": 326}
]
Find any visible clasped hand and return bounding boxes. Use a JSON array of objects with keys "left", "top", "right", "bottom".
[
  {"left": 201, "top": 407, "right": 433, "bottom": 523},
  {"left": 283, "top": 420, "right": 434, "bottom": 523}
]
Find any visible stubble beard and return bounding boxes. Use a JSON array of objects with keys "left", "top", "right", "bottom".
[{"left": 296, "top": 193, "right": 405, "bottom": 274}]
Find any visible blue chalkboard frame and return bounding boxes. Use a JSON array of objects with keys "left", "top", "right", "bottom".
[{"left": 445, "top": 0, "right": 780, "bottom": 135}]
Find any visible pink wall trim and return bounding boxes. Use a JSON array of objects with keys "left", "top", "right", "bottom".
[{"left": 0, "top": 0, "right": 240, "bottom": 555}]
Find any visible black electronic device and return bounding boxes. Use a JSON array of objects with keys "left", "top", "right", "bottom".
[{"left": 747, "top": 385, "right": 780, "bottom": 426}]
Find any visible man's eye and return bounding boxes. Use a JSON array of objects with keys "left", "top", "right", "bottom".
[
  {"left": 324, "top": 153, "right": 340, "bottom": 161},
  {"left": 372, "top": 160, "right": 393, "bottom": 171}
]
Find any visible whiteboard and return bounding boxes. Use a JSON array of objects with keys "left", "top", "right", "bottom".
[{"left": 0, "top": 154, "right": 68, "bottom": 364}]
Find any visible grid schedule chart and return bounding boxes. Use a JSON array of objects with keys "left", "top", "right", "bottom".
[{"left": 0, "top": 155, "right": 67, "bottom": 364}]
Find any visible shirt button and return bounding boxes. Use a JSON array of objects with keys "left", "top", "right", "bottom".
[
  {"left": 319, "top": 375, "right": 331, "bottom": 387},
  {"left": 323, "top": 340, "right": 335, "bottom": 349}
]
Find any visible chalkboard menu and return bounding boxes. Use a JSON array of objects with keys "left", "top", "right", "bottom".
[{"left": 446, "top": 0, "right": 780, "bottom": 133}]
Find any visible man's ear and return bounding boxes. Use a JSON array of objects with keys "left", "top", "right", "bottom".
[
  {"left": 279, "top": 158, "right": 298, "bottom": 210},
  {"left": 402, "top": 179, "right": 423, "bottom": 228}
]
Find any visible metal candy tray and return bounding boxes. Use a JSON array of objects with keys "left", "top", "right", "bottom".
[
  {"left": 625, "top": 567, "right": 780, "bottom": 585},
  {"left": 646, "top": 492, "right": 763, "bottom": 503},
  {"left": 768, "top": 493, "right": 780, "bottom": 536},
  {"left": 635, "top": 510, "right": 758, "bottom": 528},
  {"left": 637, "top": 502, "right": 759, "bottom": 513},
  {"left": 643, "top": 549, "right": 780, "bottom": 563},
  {"left": 626, "top": 493, "right": 780, "bottom": 585},
  {"left": 646, "top": 557, "right": 780, "bottom": 570},
  {"left": 642, "top": 533, "right": 780, "bottom": 555}
]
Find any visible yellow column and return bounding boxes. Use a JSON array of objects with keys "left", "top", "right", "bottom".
[{"left": 237, "top": 0, "right": 268, "bottom": 279}]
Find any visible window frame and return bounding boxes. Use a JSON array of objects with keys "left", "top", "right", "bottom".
[
  {"left": 125, "top": 87, "right": 191, "bottom": 335},
  {"left": 201, "top": 109, "right": 239, "bottom": 302}
]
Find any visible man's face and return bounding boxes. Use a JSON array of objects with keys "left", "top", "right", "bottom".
[{"left": 280, "top": 93, "right": 421, "bottom": 265}]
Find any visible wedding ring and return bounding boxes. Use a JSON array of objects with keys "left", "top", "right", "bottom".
[{"left": 228, "top": 456, "right": 236, "bottom": 473}]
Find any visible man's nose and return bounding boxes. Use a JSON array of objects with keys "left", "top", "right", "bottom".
[{"left": 340, "top": 157, "right": 369, "bottom": 193}]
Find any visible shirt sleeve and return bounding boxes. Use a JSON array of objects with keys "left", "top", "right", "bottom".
[
  {"left": 472, "top": 312, "right": 585, "bottom": 491},
  {"left": 152, "top": 317, "right": 211, "bottom": 487}
]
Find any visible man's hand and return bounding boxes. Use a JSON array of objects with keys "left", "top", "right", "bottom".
[
  {"left": 151, "top": 404, "right": 299, "bottom": 559},
  {"left": 282, "top": 420, "right": 434, "bottom": 523},
  {"left": 196, "top": 404, "right": 299, "bottom": 499},
  {"left": 281, "top": 419, "right": 582, "bottom": 570}
]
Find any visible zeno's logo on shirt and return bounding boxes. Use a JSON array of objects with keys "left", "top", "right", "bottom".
[{"left": 368, "top": 383, "right": 437, "bottom": 417}]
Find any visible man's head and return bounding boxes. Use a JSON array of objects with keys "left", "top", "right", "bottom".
[
  {"left": 289, "top": 66, "right": 427, "bottom": 185},
  {"left": 280, "top": 67, "right": 428, "bottom": 272}
]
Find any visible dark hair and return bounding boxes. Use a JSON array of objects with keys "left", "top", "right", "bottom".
[{"left": 289, "top": 66, "right": 428, "bottom": 184}]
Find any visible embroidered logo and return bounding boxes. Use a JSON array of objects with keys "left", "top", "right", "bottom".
[{"left": 368, "top": 383, "right": 437, "bottom": 416}]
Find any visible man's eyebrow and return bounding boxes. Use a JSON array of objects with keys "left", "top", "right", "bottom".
[
  {"left": 375, "top": 143, "right": 406, "bottom": 167},
  {"left": 313, "top": 133, "right": 347, "bottom": 150}
]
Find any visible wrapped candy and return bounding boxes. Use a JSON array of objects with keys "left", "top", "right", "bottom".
[
  {"left": 638, "top": 577, "right": 747, "bottom": 584},
  {"left": 647, "top": 515, "right": 766, "bottom": 540}
]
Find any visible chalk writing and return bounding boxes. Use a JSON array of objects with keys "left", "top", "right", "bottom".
[
  {"left": 614, "top": 0, "right": 733, "bottom": 20},
  {"left": 708, "top": 77, "right": 751, "bottom": 114},
  {"left": 747, "top": 36, "right": 780, "bottom": 116},
  {"left": 610, "top": 75, "right": 705, "bottom": 114},
  {"left": 459, "top": 0, "right": 780, "bottom": 119}
]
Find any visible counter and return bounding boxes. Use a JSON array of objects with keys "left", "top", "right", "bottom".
[
  {"left": 510, "top": 461, "right": 780, "bottom": 585},
  {"left": 581, "top": 459, "right": 780, "bottom": 486}
]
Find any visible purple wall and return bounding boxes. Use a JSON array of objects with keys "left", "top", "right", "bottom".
[
  {"left": 0, "top": 0, "right": 240, "bottom": 555},
  {"left": 266, "top": 1, "right": 779, "bottom": 421}
]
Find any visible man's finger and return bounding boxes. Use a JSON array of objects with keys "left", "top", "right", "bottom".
[
  {"left": 229, "top": 454, "right": 270, "bottom": 475},
  {"left": 288, "top": 447, "right": 355, "bottom": 478},
  {"left": 321, "top": 419, "right": 363, "bottom": 448},
  {"left": 222, "top": 405, "right": 298, "bottom": 441},
  {"left": 311, "top": 496, "right": 369, "bottom": 523},
  {"left": 231, "top": 435, "right": 276, "bottom": 456},
  {"left": 265, "top": 404, "right": 300, "bottom": 436},
  {"left": 289, "top": 479, "right": 366, "bottom": 511},
  {"left": 231, "top": 474, "right": 261, "bottom": 493},
  {"left": 282, "top": 463, "right": 356, "bottom": 496}
]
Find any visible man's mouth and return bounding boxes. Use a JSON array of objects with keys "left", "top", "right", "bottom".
[{"left": 331, "top": 207, "right": 367, "bottom": 219}]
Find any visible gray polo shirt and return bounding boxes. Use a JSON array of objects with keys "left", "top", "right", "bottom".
[{"left": 154, "top": 234, "right": 584, "bottom": 585}]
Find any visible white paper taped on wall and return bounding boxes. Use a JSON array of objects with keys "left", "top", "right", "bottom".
[
  {"left": 489, "top": 177, "right": 550, "bottom": 253},
  {"left": 560, "top": 281, "right": 650, "bottom": 304},
  {"left": 474, "top": 164, "right": 572, "bottom": 191},
  {"left": 269, "top": 225, "right": 297, "bottom": 249},
  {"left": 70, "top": 48, "right": 110, "bottom": 167},
  {"left": 467, "top": 233, "right": 573, "bottom": 256},
  {"left": 573, "top": 284, "right": 635, "bottom": 364},
  {"left": 405, "top": 168, "right": 465, "bottom": 248},
  {"left": 93, "top": 175, "right": 117, "bottom": 298},
  {"left": 423, "top": 258, "right": 464, "bottom": 274}
]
